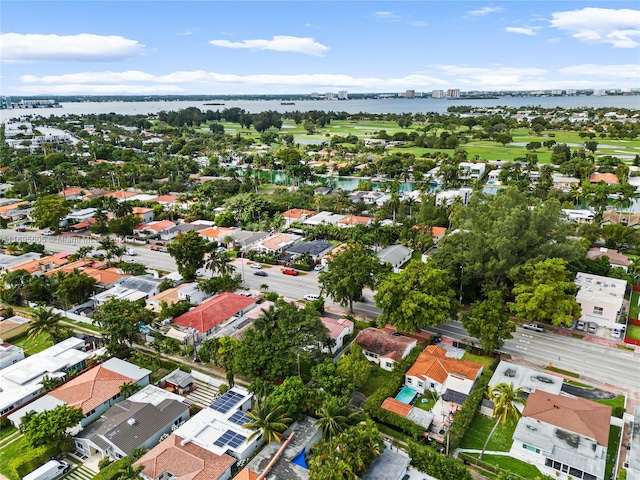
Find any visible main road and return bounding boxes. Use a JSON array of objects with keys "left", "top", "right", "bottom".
[{"left": 3, "top": 229, "right": 638, "bottom": 392}]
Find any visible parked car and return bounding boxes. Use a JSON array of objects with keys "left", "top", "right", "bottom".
[
  {"left": 282, "top": 269, "right": 299, "bottom": 276},
  {"left": 523, "top": 323, "right": 544, "bottom": 332},
  {"left": 125, "top": 248, "right": 137, "bottom": 256},
  {"left": 253, "top": 271, "right": 267, "bottom": 277},
  {"left": 159, "top": 247, "right": 168, "bottom": 253},
  {"left": 238, "top": 291, "right": 252, "bottom": 297},
  {"left": 611, "top": 327, "right": 622, "bottom": 339},
  {"left": 41, "top": 229, "right": 54, "bottom": 236},
  {"left": 314, "top": 264, "right": 325, "bottom": 271},
  {"left": 150, "top": 246, "right": 160, "bottom": 251},
  {"left": 23, "top": 460, "right": 70, "bottom": 480},
  {"left": 304, "top": 294, "right": 320, "bottom": 301},
  {"left": 15, "top": 226, "right": 26, "bottom": 232},
  {"left": 587, "top": 322, "right": 598, "bottom": 334},
  {"left": 250, "top": 263, "right": 262, "bottom": 269},
  {"left": 576, "top": 320, "right": 586, "bottom": 331}
]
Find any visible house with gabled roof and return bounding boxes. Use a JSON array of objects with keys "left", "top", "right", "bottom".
[
  {"left": 337, "top": 215, "right": 373, "bottom": 228},
  {"left": 355, "top": 328, "right": 416, "bottom": 371},
  {"left": 255, "top": 233, "right": 301, "bottom": 254},
  {"left": 320, "top": 317, "right": 354, "bottom": 354},
  {"left": 172, "top": 292, "right": 257, "bottom": 339},
  {"left": 510, "top": 390, "right": 612, "bottom": 480},
  {"left": 405, "top": 345, "right": 483, "bottom": 397},
  {"left": 282, "top": 208, "right": 316, "bottom": 226},
  {"left": 133, "top": 220, "right": 177, "bottom": 239}
]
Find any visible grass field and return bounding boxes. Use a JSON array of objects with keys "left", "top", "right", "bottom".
[
  {"left": 0, "top": 435, "right": 28, "bottom": 480},
  {"left": 627, "top": 324, "right": 640, "bottom": 341},
  {"left": 466, "top": 453, "right": 543, "bottom": 479},
  {"left": 358, "top": 366, "right": 393, "bottom": 397},
  {"left": 606, "top": 425, "right": 622, "bottom": 480},
  {"left": 594, "top": 394, "right": 626, "bottom": 411},
  {"left": 10, "top": 332, "right": 52, "bottom": 355},
  {"left": 459, "top": 414, "right": 516, "bottom": 452},
  {"left": 629, "top": 291, "right": 640, "bottom": 320},
  {"left": 461, "top": 352, "right": 497, "bottom": 370}
]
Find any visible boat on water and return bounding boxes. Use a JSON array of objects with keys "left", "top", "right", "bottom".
[
  {"left": 280, "top": 102, "right": 296, "bottom": 105},
  {"left": 204, "top": 102, "right": 225, "bottom": 105}
]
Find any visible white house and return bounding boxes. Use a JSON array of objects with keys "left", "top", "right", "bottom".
[
  {"left": 575, "top": 272, "right": 626, "bottom": 329},
  {"left": 458, "top": 162, "right": 486, "bottom": 180},
  {"left": 377, "top": 245, "right": 413, "bottom": 272},
  {"left": 435, "top": 187, "right": 473, "bottom": 206},
  {"left": 0, "top": 342, "right": 25, "bottom": 369},
  {"left": 355, "top": 328, "right": 416, "bottom": 371},
  {"left": 320, "top": 317, "right": 354, "bottom": 354}
]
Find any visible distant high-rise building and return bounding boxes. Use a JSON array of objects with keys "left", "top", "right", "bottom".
[
  {"left": 593, "top": 89, "right": 606, "bottom": 96},
  {"left": 447, "top": 89, "right": 460, "bottom": 98},
  {"left": 338, "top": 90, "right": 348, "bottom": 100},
  {"left": 551, "top": 90, "right": 563, "bottom": 96},
  {"left": 405, "top": 90, "right": 415, "bottom": 98},
  {"left": 310, "top": 92, "right": 319, "bottom": 99},
  {"left": 432, "top": 90, "right": 444, "bottom": 99},
  {"left": 325, "top": 92, "right": 335, "bottom": 100},
  {"left": 566, "top": 89, "right": 577, "bottom": 95}
]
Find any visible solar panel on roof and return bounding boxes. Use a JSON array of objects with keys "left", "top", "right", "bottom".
[
  {"left": 213, "top": 429, "right": 246, "bottom": 449},
  {"left": 229, "top": 410, "right": 251, "bottom": 426},
  {"left": 210, "top": 390, "right": 245, "bottom": 413}
]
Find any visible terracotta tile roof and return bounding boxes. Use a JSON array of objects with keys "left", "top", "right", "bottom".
[
  {"left": 82, "top": 267, "right": 131, "bottom": 286},
  {"left": 134, "top": 434, "right": 235, "bottom": 480},
  {"left": 320, "top": 317, "right": 353, "bottom": 339},
  {"left": 198, "top": 226, "right": 236, "bottom": 240},
  {"left": 49, "top": 364, "right": 136, "bottom": 414},
  {"left": 406, "top": 345, "right": 483, "bottom": 384},
  {"left": 8, "top": 255, "right": 69, "bottom": 274},
  {"left": 151, "top": 195, "right": 178, "bottom": 204},
  {"left": 589, "top": 173, "right": 619, "bottom": 184},
  {"left": 282, "top": 209, "right": 316, "bottom": 220},
  {"left": 67, "top": 218, "right": 96, "bottom": 230},
  {"left": 59, "top": 187, "right": 85, "bottom": 197},
  {"left": 522, "top": 391, "right": 611, "bottom": 446},
  {"left": 259, "top": 233, "right": 298, "bottom": 252},
  {"left": 44, "top": 259, "right": 93, "bottom": 275},
  {"left": 134, "top": 220, "right": 176, "bottom": 232},
  {"left": 104, "top": 190, "right": 137, "bottom": 199},
  {"left": 355, "top": 328, "right": 416, "bottom": 361},
  {"left": 173, "top": 292, "right": 256, "bottom": 333},
  {"left": 0, "top": 202, "right": 28, "bottom": 214},
  {"left": 338, "top": 215, "right": 373, "bottom": 226},
  {"left": 586, "top": 247, "right": 630, "bottom": 267},
  {"left": 600, "top": 210, "right": 640, "bottom": 227},
  {"left": 381, "top": 397, "right": 412, "bottom": 417},
  {"left": 234, "top": 469, "right": 260, "bottom": 480},
  {"left": 431, "top": 226, "right": 447, "bottom": 237}
]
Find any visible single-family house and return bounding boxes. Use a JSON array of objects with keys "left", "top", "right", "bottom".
[
  {"left": 286, "top": 240, "right": 334, "bottom": 262},
  {"left": 627, "top": 406, "right": 640, "bottom": 480},
  {"left": 159, "top": 369, "right": 195, "bottom": 394},
  {"left": 93, "top": 275, "right": 162, "bottom": 306},
  {"left": 149, "top": 195, "right": 179, "bottom": 207},
  {"left": 337, "top": 215, "right": 373, "bottom": 228},
  {"left": 0, "top": 342, "right": 25, "bottom": 369},
  {"left": 320, "top": 317, "right": 354, "bottom": 354},
  {"left": 59, "top": 187, "right": 87, "bottom": 201},
  {"left": 282, "top": 209, "right": 316, "bottom": 226},
  {"left": 134, "top": 433, "right": 235, "bottom": 480},
  {"left": 562, "top": 209, "right": 595, "bottom": 224},
  {"left": 590, "top": 173, "right": 619, "bottom": 186},
  {"left": 575, "top": 272, "right": 626, "bottom": 329},
  {"left": 552, "top": 174, "right": 581, "bottom": 192},
  {"left": 458, "top": 162, "right": 486, "bottom": 180},
  {"left": 132, "top": 207, "right": 155, "bottom": 224},
  {"left": 1, "top": 338, "right": 94, "bottom": 422},
  {"left": 0, "top": 315, "right": 31, "bottom": 342},
  {"left": 73, "top": 395, "right": 189, "bottom": 460},
  {"left": 435, "top": 188, "right": 473, "bottom": 206},
  {"left": 104, "top": 190, "right": 138, "bottom": 202},
  {"left": 303, "top": 211, "right": 345, "bottom": 227},
  {"left": 198, "top": 226, "right": 238, "bottom": 243},
  {"left": 146, "top": 283, "right": 209, "bottom": 313},
  {"left": 65, "top": 208, "right": 98, "bottom": 224},
  {"left": 380, "top": 398, "right": 434, "bottom": 431},
  {"left": 7, "top": 254, "right": 69, "bottom": 274},
  {"left": 510, "top": 390, "right": 611, "bottom": 480},
  {"left": 355, "top": 328, "right": 417, "bottom": 371},
  {"left": 405, "top": 345, "right": 483, "bottom": 397},
  {"left": 600, "top": 210, "right": 640, "bottom": 228},
  {"left": 586, "top": 247, "right": 630, "bottom": 271},
  {"left": 0, "top": 252, "right": 42, "bottom": 272},
  {"left": 172, "top": 292, "right": 257, "bottom": 339},
  {"left": 254, "top": 233, "right": 301, "bottom": 254},
  {"left": 361, "top": 445, "right": 412, "bottom": 480},
  {"left": 133, "top": 220, "right": 177, "bottom": 239},
  {"left": 173, "top": 386, "right": 259, "bottom": 461},
  {"left": 376, "top": 245, "right": 413, "bottom": 272}
]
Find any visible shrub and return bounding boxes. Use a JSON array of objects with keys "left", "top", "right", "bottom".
[
  {"left": 219, "top": 384, "right": 230, "bottom": 395},
  {"left": 98, "top": 457, "right": 113, "bottom": 470},
  {"left": 407, "top": 441, "right": 473, "bottom": 480},
  {"left": 447, "top": 370, "right": 492, "bottom": 451},
  {"left": 93, "top": 457, "right": 132, "bottom": 480},
  {"left": 9, "top": 444, "right": 59, "bottom": 478}
]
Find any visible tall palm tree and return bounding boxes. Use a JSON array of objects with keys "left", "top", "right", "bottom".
[
  {"left": 205, "top": 250, "right": 235, "bottom": 277},
  {"left": 28, "top": 307, "right": 64, "bottom": 344},
  {"left": 479, "top": 382, "right": 527, "bottom": 460},
  {"left": 76, "top": 245, "right": 94, "bottom": 260},
  {"left": 116, "top": 462, "right": 144, "bottom": 480},
  {"left": 314, "top": 396, "right": 353, "bottom": 441},
  {"left": 119, "top": 382, "right": 142, "bottom": 399},
  {"left": 242, "top": 396, "right": 292, "bottom": 443}
]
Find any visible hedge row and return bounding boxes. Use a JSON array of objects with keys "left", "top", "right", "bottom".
[
  {"left": 407, "top": 441, "right": 473, "bottom": 480},
  {"left": 93, "top": 457, "right": 133, "bottom": 480},
  {"left": 10, "top": 444, "right": 60, "bottom": 478},
  {"left": 363, "top": 346, "right": 426, "bottom": 439},
  {"left": 447, "top": 370, "right": 492, "bottom": 451}
]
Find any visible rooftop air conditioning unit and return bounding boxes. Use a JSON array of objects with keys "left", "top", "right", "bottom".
[{"left": 127, "top": 418, "right": 136, "bottom": 425}]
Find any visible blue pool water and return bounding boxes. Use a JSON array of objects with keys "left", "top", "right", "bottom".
[
  {"left": 395, "top": 386, "right": 418, "bottom": 404},
  {"left": 292, "top": 450, "right": 308, "bottom": 469}
]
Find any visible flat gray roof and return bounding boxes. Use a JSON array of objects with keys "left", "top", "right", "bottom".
[
  {"left": 361, "top": 447, "right": 410, "bottom": 480},
  {"left": 489, "top": 361, "right": 563, "bottom": 397}
]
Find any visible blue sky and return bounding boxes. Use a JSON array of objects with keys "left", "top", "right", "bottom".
[{"left": 1, "top": 1, "right": 639, "bottom": 95}]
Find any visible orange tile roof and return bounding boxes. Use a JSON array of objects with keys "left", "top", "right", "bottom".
[
  {"left": 431, "top": 226, "right": 447, "bottom": 237},
  {"left": 0, "top": 202, "right": 28, "bottom": 214},
  {"left": 381, "top": 397, "right": 412, "bottom": 417},
  {"left": 523, "top": 391, "right": 611, "bottom": 446},
  {"left": 234, "top": 469, "right": 260, "bottom": 480},
  {"left": 260, "top": 233, "right": 297, "bottom": 251},
  {"left": 152, "top": 195, "right": 178, "bottom": 204},
  {"left": 132, "top": 207, "right": 153, "bottom": 214},
  {"left": 282, "top": 209, "right": 315, "bottom": 220},
  {"left": 406, "top": 345, "right": 483, "bottom": 384},
  {"left": 589, "top": 173, "right": 619, "bottom": 184},
  {"left": 104, "top": 190, "right": 137, "bottom": 199},
  {"left": 49, "top": 364, "right": 135, "bottom": 414},
  {"left": 134, "top": 220, "right": 175, "bottom": 232},
  {"left": 355, "top": 328, "right": 416, "bottom": 361},
  {"left": 134, "top": 434, "right": 235, "bottom": 480},
  {"left": 320, "top": 317, "right": 353, "bottom": 339},
  {"left": 82, "top": 267, "right": 131, "bottom": 285},
  {"left": 59, "top": 187, "right": 85, "bottom": 197},
  {"left": 8, "top": 255, "right": 69, "bottom": 274},
  {"left": 338, "top": 215, "right": 373, "bottom": 226},
  {"left": 173, "top": 292, "right": 256, "bottom": 333},
  {"left": 44, "top": 259, "right": 93, "bottom": 275},
  {"left": 198, "top": 226, "right": 236, "bottom": 240}
]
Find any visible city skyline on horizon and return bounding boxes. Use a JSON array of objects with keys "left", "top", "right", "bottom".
[{"left": 1, "top": 1, "right": 638, "bottom": 96}]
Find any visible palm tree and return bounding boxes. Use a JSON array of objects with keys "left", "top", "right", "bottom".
[
  {"left": 130, "top": 446, "right": 148, "bottom": 460},
  {"left": 479, "top": 382, "right": 527, "bottom": 461},
  {"left": 119, "top": 382, "right": 142, "bottom": 399},
  {"left": 314, "top": 396, "right": 353, "bottom": 441},
  {"left": 76, "top": 245, "right": 94, "bottom": 260},
  {"left": 205, "top": 250, "right": 235, "bottom": 277},
  {"left": 242, "top": 396, "right": 292, "bottom": 443},
  {"left": 116, "top": 462, "right": 143, "bottom": 480},
  {"left": 28, "top": 307, "right": 64, "bottom": 344}
]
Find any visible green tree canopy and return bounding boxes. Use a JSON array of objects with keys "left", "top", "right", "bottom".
[
  {"left": 242, "top": 396, "right": 292, "bottom": 443},
  {"left": 375, "top": 261, "right": 457, "bottom": 332},
  {"left": 22, "top": 405, "right": 83, "bottom": 449},
  {"left": 462, "top": 290, "right": 515, "bottom": 352},
  {"left": 31, "top": 194, "right": 70, "bottom": 232},
  {"left": 167, "top": 230, "right": 211, "bottom": 282},
  {"left": 509, "top": 258, "right": 581, "bottom": 326},
  {"left": 93, "top": 298, "right": 150, "bottom": 353}
]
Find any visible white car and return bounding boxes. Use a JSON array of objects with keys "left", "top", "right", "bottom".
[
  {"left": 304, "top": 294, "right": 320, "bottom": 301},
  {"left": 611, "top": 328, "right": 622, "bottom": 339},
  {"left": 125, "top": 249, "right": 137, "bottom": 256},
  {"left": 41, "top": 230, "right": 54, "bottom": 236},
  {"left": 314, "top": 264, "right": 325, "bottom": 271},
  {"left": 249, "top": 263, "right": 262, "bottom": 269}
]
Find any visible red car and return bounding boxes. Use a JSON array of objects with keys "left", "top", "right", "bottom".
[
  {"left": 282, "top": 269, "right": 299, "bottom": 276},
  {"left": 150, "top": 246, "right": 160, "bottom": 251}
]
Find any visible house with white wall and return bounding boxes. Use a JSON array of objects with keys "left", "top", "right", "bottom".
[
  {"left": 575, "top": 272, "right": 626, "bottom": 328},
  {"left": 355, "top": 328, "right": 416, "bottom": 371}
]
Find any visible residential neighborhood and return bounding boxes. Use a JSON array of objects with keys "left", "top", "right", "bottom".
[{"left": 0, "top": 101, "right": 639, "bottom": 480}]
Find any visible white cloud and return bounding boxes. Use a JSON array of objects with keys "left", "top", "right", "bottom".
[
  {"left": 550, "top": 7, "right": 640, "bottom": 48},
  {"left": 209, "top": 35, "right": 328, "bottom": 56},
  {"left": 505, "top": 27, "right": 538, "bottom": 36},
  {"left": 374, "top": 11, "right": 401, "bottom": 21},
  {"left": 558, "top": 64, "right": 640, "bottom": 79},
  {"left": 411, "top": 21, "right": 427, "bottom": 27},
  {"left": 0, "top": 33, "right": 144, "bottom": 62},
  {"left": 466, "top": 6, "right": 504, "bottom": 17}
]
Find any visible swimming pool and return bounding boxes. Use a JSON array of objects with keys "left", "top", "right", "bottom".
[{"left": 395, "top": 386, "right": 418, "bottom": 404}]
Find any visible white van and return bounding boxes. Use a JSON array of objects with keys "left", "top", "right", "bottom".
[
  {"left": 304, "top": 294, "right": 320, "bottom": 301},
  {"left": 23, "top": 460, "right": 70, "bottom": 480}
]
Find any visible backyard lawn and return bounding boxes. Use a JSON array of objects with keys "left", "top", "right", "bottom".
[
  {"left": 606, "top": 425, "right": 622, "bottom": 480},
  {"left": 461, "top": 351, "right": 497, "bottom": 370},
  {"left": 0, "top": 435, "right": 29, "bottom": 480},
  {"left": 629, "top": 291, "right": 640, "bottom": 320},
  {"left": 467, "top": 453, "right": 544, "bottom": 478},
  {"left": 358, "top": 366, "right": 392, "bottom": 397},
  {"left": 459, "top": 414, "right": 516, "bottom": 452},
  {"left": 10, "top": 332, "right": 52, "bottom": 355},
  {"left": 627, "top": 324, "right": 640, "bottom": 342}
]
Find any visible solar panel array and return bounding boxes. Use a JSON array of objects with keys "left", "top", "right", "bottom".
[
  {"left": 210, "top": 390, "right": 245, "bottom": 414},
  {"left": 213, "top": 429, "right": 247, "bottom": 449},
  {"left": 229, "top": 410, "right": 251, "bottom": 426}
]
